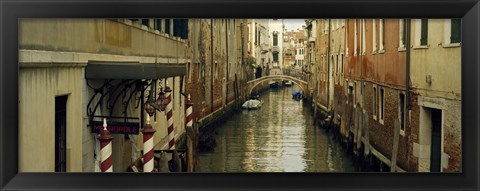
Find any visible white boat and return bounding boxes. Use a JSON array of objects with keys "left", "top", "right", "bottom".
[{"left": 242, "top": 99, "right": 263, "bottom": 110}]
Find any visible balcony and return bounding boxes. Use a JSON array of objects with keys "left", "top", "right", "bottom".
[
  {"left": 272, "top": 46, "right": 279, "bottom": 53},
  {"left": 260, "top": 43, "right": 269, "bottom": 53}
]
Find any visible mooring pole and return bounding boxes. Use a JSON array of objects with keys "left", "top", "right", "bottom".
[
  {"left": 98, "top": 118, "right": 113, "bottom": 172},
  {"left": 142, "top": 115, "right": 156, "bottom": 172}
]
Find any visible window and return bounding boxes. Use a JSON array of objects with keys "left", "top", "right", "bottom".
[
  {"left": 363, "top": 83, "right": 366, "bottom": 101},
  {"left": 55, "top": 95, "right": 68, "bottom": 172},
  {"left": 336, "top": 55, "right": 339, "bottom": 76},
  {"left": 173, "top": 19, "right": 189, "bottom": 39},
  {"left": 155, "top": 19, "right": 162, "bottom": 31},
  {"left": 214, "top": 61, "right": 218, "bottom": 79},
  {"left": 354, "top": 82, "right": 357, "bottom": 106},
  {"left": 345, "top": 20, "right": 349, "bottom": 57},
  {"left": 420, "top": 19, "right": 428, "bottom": 46},
  {"left": 247, "top": 26, "right": 250, "bottom": 43},
  {"left": 399, "top": 93, "right": 406, "bottom": 134},
  {"left": 354, "top": 19, "right": 358, "bottom": 56},
  {"left": 379, "top": 88, "right": 385, "bottom": 123},
  {"left": 273, "top": 53, "right": 279, "bottom": 62},
  {"left": 341, "top": 54, "right": 344, "bottom": 77},
  {"left": 450, "top": 18, "right": 461, "bottom": 43},
  {"left": 273, "top": 33, "right": 278, "bottom": 46},
  {"left": 373, "top": 19, "right": 377, "bottom": 53},
  {"left": 362, "top": 19, "right": 366, "bottom": 55},
  {"left": 142, "top": 19, "right": 150, "bottom": 27},
  {"left": 187, "top": 62, "right": 192, "bottom": 82},
  {"left": 332, "top": 55, "right": 335, "bottom": 76},
  {"left": 164, "top": 19, "right": 171, "bottom": 35},
  {"left": 324, "top": 19, "right": 328, "bottom": 34},
  {"left": 379, "top": 19, "right": 385, "bottom": 52},
  {"left": 373, "top": 86, "right": 377, "bottom": 119},
  {"left": 399, "top": 19, "right": 406, "bottom": 50},
  {"left": 254, "top": 24, "right": 257, "bottom": 45},
  {"left": 258, "top": 31, "right": 261, "bottom": 45}
]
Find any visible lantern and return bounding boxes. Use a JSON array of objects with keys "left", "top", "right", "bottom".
[
  {"left": 156, "top": 87, "right": 168, "bottom": 111},
  {"left": 144, "top": 91, "right": 156, "bottom": 116}
]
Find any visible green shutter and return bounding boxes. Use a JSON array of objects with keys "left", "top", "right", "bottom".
[
  {"left": 155, "top": 19, "right": 162, "bottom": 31},
  {"left": 420, "top": 19, "right": 428, "bottom": 45},
  {"left": 451, "top": 19, "right": 461, "bottom": 43}
]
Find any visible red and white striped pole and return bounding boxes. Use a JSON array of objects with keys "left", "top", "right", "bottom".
[
  {"left": 142, "top": 114, "right": 156, "bottom": 172},
  {"left": 164, "top": 81, "right": 175, "bottom": 149},
  {"left": 185, "top": 94, "right": 193, "bottom": 129},
  {"left": 98, "top": 118, "right": 113, "bottom": 172},
  {"left": 185, "top": 94, "right": 195, "bottom": 172}
]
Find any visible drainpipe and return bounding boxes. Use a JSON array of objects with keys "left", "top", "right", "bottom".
[
  {"left": 326, "top": 19, "right": 331, "bottom": 110},
  {"left": 361, "top": 19, "right": 364, "bottom": 110},
  {"left": 211, "top": 19, "right": 214, "bottom": 113},
  {"left": 406, "top": 19, "right": 411, "bottom": 110},
  {"left": 226, "top": 19, "right": 229, "bottom": 109}
]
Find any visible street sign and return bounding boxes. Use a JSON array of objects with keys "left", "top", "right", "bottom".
[{"left": 90, "top": 121, "right": 140, "bottom": 134}]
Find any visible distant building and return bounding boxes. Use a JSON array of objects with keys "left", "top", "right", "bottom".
[
  {"left": 248, "top": 19, "right": 271, "bottom": 68},
  {"left": 269, "top": 19, "right": 284, "bottom": 73}
]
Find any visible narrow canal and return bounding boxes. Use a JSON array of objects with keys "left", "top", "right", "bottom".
[{"left": 196, "top": 85, "right": 355, "bottom": 172}]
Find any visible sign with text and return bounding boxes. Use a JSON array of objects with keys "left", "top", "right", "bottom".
[{"left": 90, "top": 121, "right": 140, "bottom": 135}]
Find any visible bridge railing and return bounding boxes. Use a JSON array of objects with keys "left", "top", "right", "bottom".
[{"left": 253, "top": 67, "right": 306, "bottom": 81}]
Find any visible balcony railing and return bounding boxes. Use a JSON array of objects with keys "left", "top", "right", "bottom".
[
  {"left": 272, "top": 46, "right": 279, "bottom": 53},
  {"left": 260, "top": 43, "right": 269, "bottom": 53}
]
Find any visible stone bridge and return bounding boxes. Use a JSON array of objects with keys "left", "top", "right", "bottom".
[{"left": 246, "top": 75, "right": 308, "bottom": 96}]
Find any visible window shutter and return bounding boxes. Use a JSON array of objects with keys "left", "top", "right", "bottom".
[
  {"left": 155, "top": 19, "right": 162, "bottom": 31},
  {"left": 450, "top": 19, "right": 461, "bottom": 43},
  {"left": 420, "top": 19, "right": 428, "bottom": 45},
  {"left": 164, "top": 19, "right": 171, "bottom": 35}
]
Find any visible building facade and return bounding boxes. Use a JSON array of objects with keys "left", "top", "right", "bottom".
[
  {"left": 19, "top": 18, "right": 249, "bottom": 172},
  {"left": 408, "top": 19, "right": 461, "bottom": 172},
  {"left": 305, "top": 18, "right": 461, "bottom": 172},
  {"left": 248, "top": 19, "right": 271, "bottom": 69},
  {"left": 269, "top": 19, "right": 284, "bottom": 74}
]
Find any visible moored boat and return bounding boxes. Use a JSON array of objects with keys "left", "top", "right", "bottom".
[
  {"left": 285, "top": 80, "right": 293, "bottom": 86},
  {"left": 269, "top": 81, "right": 280, "bottom": 89},
  {"left": 291, "top": 90, "right": 303, "bottom": 100},
  {"left": 242, "top": 99, "right": 263, "bottom": 110}
]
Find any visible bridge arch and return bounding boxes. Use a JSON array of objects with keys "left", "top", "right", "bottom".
[{"left": 246, "top": 75, "right": 308, "bottom": 96}]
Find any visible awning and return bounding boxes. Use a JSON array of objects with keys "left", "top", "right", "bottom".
[{"left": 85, "top": 62, "right": 186, "bottom": 80}]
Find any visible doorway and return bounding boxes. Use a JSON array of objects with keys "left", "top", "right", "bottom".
[
  {"left": 55, "top": 95, "right": 68, "bottom": 172},
  {"left": 429, "top": 108, "right": 442, "bottom": 172}
]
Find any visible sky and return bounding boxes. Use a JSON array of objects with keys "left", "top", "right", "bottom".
[{"left": 283, "top": 19, "right": 306, "bottom": 32}]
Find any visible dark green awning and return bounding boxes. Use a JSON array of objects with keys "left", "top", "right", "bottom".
[{"left": 85, "top": 62, "right": 186, "bottom": 80}]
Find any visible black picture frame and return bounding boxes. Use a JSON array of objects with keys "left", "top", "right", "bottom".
[{"left": 1, "top": 0, "right": 479, "bottom": 190}]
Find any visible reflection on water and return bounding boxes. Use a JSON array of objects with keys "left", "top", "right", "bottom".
[{"left": 197, "top": 85, "right": 354, "bottom": 172}]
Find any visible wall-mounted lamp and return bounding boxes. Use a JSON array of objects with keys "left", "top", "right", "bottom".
[
  {"left": 426, "top": 75, "right": 432, "bottom": 85},
  {"left": 144, "top": 80, "right": 170, "bottom": 115},
  {"left": 156, "top": 87, "right": 168, "bottom": 111},
  {"left": 144, "top": 91, "right": 156, "bottom": 116}
]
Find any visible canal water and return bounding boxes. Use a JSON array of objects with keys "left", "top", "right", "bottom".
[{"left": 197, "top": 85, "right": 355, "bottom": 172}]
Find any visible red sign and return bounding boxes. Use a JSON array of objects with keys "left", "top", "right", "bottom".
[{"left": 90, "top": 121, "right": 140, "bottom": 134}]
